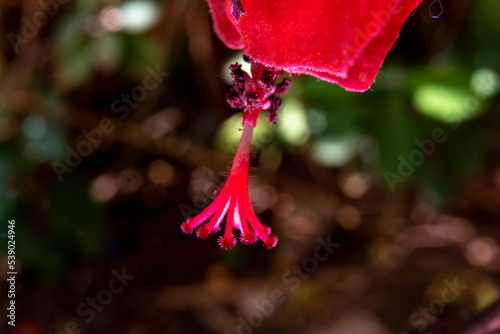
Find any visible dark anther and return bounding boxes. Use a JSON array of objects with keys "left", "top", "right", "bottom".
[
  {"left": 270, "top": 96, "right": 283, "bottom": 113},
  {"left": 267, "top": 96, "right": 283, "bottom": 124},
  {"left": 275, "top": 78, "right": 291, "bottom": 96},
  {"left": 229, "top": 63, "right": 245, "bottom": 90},
  {"left": 243, "top": 54, "right": 251, "bottom": 63},
  {"left": 245, "top": 91, "right": 260, "bottom": 110},
  {"left": 259, "top": 70, "right": 277, "bottom": 89},
  {"left": 225, "top": 61, "right": 291, "bottom": 125},
  {"left": 226, "top": 88, "right": 244, "bottom": 109},
  {"left": 267, "top": 111, "right": 277, "bottom": 124},
  {"left": 229, "top": 63, "right": 244, "bottom": 79}
]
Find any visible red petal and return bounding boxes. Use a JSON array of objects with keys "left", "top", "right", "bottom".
[
  {"left": 236, "top": 0, "right": 422, "bottom": 91},
  {"left": 207, "top": 0, "right": 245, "bottom": 49}
]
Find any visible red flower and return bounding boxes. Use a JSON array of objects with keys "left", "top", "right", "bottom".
[
  {"left": 208, "top": 0, "right": 422, "bottom": 91},
  {"left": 182, "top": 1, "right": 422, "bottom": 249},
  {"left": 181, "top": 119, "right": 278, "bottom": 250},
  {"left": 182, "top": 61, "right": 284, "bottom": 249}
]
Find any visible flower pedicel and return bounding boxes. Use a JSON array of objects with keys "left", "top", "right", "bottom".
[{"left": 182, "top": 0, "right": 423, "bottom": 249}]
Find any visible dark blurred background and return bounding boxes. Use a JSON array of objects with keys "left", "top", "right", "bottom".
[{"left": 1, "top": 0, "right": 500, "bottom": 333}]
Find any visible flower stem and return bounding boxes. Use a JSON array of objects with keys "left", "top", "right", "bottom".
[{"left": 231, "top": 123, "right": 254, "bottom": 176}]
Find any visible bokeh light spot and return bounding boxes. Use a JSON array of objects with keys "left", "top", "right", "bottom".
[
  {"left": 118, "top": 168, "right": 144, "bottom": 194},
  {"left": 413, "top": 84, "right": 480, "bottom": 123},
  {"left": 310, "top": 134, "right": 358, "bottom": 167},
  {"left": 90, "top": 174, "right": 118, "bottom": 202},
  {"left": 22, "top": 115, "right": 47, "bottom": 140},
  {"left": 147, "top": 160, "right": 175, "bottom": 186},
  {"left": 342, "top": 173, "right": 370, "bottom": 199},
  {"left": 278, "top": 98, "right": 310, "bottom": 146},
  {"left": 120, "top": 1, "right": 160, "bottom": 34},
  {"left": 466, "top": 236, "right": 499, "bottom": 267},
  {"left": 471, "top": 67, "right": 500, "bottom": 99},
  {"left": 99, "top": 6, "right": 125, "bottom": 32}
]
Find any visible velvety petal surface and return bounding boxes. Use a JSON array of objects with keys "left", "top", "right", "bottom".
[
  {"left": 291, "top": 0, "right": 423, "bottom": 91},
  {"left": 206, "top": 0, "right": 245, "bottom": 49},
  {"left": 209, "top": 0, "right": 422, "bottom": 91}
]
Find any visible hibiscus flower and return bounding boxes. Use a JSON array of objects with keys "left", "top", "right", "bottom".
[{"left": 181, "top": 0, "right": 422, "bottom": 249}]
